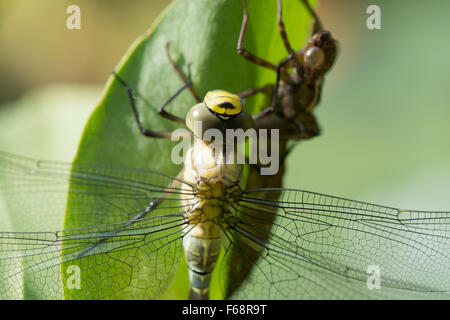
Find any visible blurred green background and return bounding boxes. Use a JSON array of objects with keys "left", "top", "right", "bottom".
[{"left": 0, "top": 0, "right": 449, "bottom": 213}]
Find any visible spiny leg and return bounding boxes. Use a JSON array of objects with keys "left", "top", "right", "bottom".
[
  {"left": 301, "top": 0, "right": 323, "bottom": 33},
  {"left": 238, "top": 84, "right": 274, "bottom": 121},
  {"left": 237, "top": 0, "right": 277, "bottom": 71},
  {"left": 251, "top": 51, "right": 295, "bottom": 121},
  {"left": 157, "top": 84, "right": 189, "bottom": 125},
  {"left": 277, "top": 0, "right": 295, "bottom": 55},
  {"left": 276, "top": 0, "right": 302, "bottom": 71},
  {"left": 287, "top": 1, "right": 325, "bottom": 61},
  {"left": 113, "top": 72, "right": 190, "bottom": 139},
  {"left": 238, "top": 84, "right": 272, "bottom": 100},
  {"left": 166, "top": 43, "right": 202, "bottom": 103}
]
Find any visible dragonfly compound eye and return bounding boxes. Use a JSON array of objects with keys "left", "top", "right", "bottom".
[
  {"left": 186, "top": 102, "right": 223, "bottom": 138},
  {"left": 304, "top": 46, "right": 325, "bottom": 70}
]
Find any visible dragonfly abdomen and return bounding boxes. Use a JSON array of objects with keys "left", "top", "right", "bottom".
[
  {"left": 181, "top": 178, "right": 237, "bottom": 299},
  {"left": 183, "top": 228, "right": 223, "bottom": 300}
]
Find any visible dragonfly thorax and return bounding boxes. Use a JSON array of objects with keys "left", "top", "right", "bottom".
[
  {"left": 182, "top": 139, "right": 241, "bottom": 234},
  {"left": 183, "top": 139, "right": 242, "bottom": 187}
]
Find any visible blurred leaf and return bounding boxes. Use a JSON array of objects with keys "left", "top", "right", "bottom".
[
  {"left": 0, "top": 85, "right": 99, "bottom": 161},
  {"left": 62, "top": 0, "right": 315, "bottom": 300}
]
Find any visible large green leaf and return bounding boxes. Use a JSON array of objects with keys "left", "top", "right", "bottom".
[{"left": 62, "top": 0, "right": 315, "bottom": 299}]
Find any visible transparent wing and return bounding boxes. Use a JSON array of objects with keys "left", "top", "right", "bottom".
[
  {"left": 0, "top": 151, "right": 195, "bottom": 299},
  {"left": 222, "top": 188, "right": 450, "bottom": 299}
]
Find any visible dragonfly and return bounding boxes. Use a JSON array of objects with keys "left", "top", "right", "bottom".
[
  {"left": 237, "top": 0, "right": 338, "bottom": 141},
  {"left": 1, "top": 70, "right": 450, "bottom": 299},
  {"left": 232, "top": 0, "right": 338, "bottom": 254},
  {"left": 1, "top": 0, "right": 450, "bottom": 300}
]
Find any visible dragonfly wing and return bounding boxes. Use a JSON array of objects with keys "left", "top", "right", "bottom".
[
  {"left": 0, "top": 151, "right": 192, "bottom": 299},
  {"left": 218, "top": 159, "right": 286, "bottom": 298},
  {"left": 224, "top": 188, "right": 450, "bottom": 299}
]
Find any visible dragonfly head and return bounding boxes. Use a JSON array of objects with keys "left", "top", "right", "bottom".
[
  {"left": 301, "top": 31, "right": 338, "bottom": 75},
  {"left": 185, "top": 90, "right": 253, "bottom": 141}
]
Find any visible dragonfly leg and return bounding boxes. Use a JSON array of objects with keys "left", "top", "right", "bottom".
[
  {"left": 166, "top": 42, "right": 202, "bottom": 103},
  {"left": 238, "top": 83, "right": 273, "bottom": 101},
  {"left": 251, "top": 51, "right": 295, "bottom": 121},
  {"left": 113, "top": 72, "right": 190, "bottom": 139},
  {"left": 237, "top": 0, "right": 277, "bottom": 71},
  {"left": 301, "top": 0, "right": 324, "bottom": 33},
  {"left": 277, "top": 0, "right": 295, "bottom": 55},
  {"left": 238, "top": 84, "right": 279, "bottom": 122}
]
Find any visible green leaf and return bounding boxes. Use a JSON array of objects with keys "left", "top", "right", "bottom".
[{"left": 63, "top": 0, "right": 315, "bottom": 299}]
